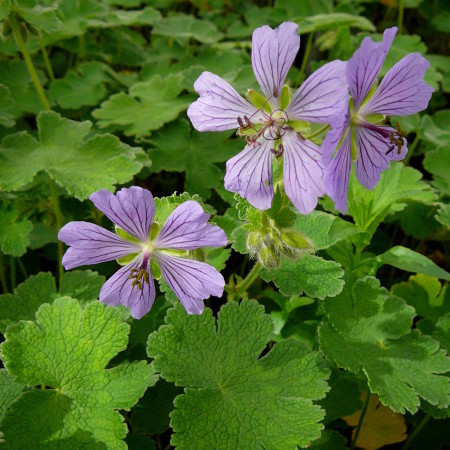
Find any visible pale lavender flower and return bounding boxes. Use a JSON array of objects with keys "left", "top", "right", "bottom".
[
  {"left": 187, "top": 22, "right": 348, "bottom": 214},
  {"left": 58, "top": 187, "right": 227, "bottom": 319},
  {"left": 323, "top": 27, "right": 434, "bottom": 212}
]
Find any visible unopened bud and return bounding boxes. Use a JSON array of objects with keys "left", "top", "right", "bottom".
[
  {"left": 246, "top": 231, "right": 262, "bottom": 253},
  {"left": 259, "top": 246, "right": 280, "bottom": 269},
  {"left": 1, "top": 20, "right": 12, "bottom": 39},
  {"left": 281, "top": 230, "right": 313, "bottom": 250}
]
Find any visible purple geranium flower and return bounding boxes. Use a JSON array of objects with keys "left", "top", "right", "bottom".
[
  {"left": 323, "top": 27, "right": 434, "bottom": 212},
  {"left": 58, "top": 187, "right": 227, "bottom": 319},
  {"left": 187, "top": 22, "right": 348, "bottom": 214}
]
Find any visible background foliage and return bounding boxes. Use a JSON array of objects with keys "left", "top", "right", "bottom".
[{"left": 0, "top": 0, "right": 449, "bottom": 449}]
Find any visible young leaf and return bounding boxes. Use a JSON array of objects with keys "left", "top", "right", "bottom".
[
  {"left": 92, "top": 74, "right": 192, "bottom": 137},
  {"left": 293, "top": 13, "right": 375, "bottom": 34},
  {"left": 260, "top": 254, "right": 344, "bottom": 299},
  {"left": 0, "top": 270, "right": 105, "bottom": 333},
  {"left": 0, "top": 111, "right": 144, "bottom": 200},
  {"left": 348, "top": 163, "right": 436, "bottom": 248},
  {"left": 149, "top": 119, "right": 242, "bottom": 200},
  {"left": 147, "top": 300, "right": 330, "bottom": 449},
  {"left": 319, "top": 277, "right": 450, "bottom": 413},
  {"left": 0, "top": 297, "right": 157, "bottom": 448}
]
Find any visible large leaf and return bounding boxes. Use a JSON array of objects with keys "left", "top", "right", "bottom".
[
  {"left": 319, "top": 277, "right": 450, "bottom": 413},
  {"left": 0, "top": 298, "right": 157, "bottom": 448},
  {"left": 0, "top": 201, "right": 32, "bottom": 257},
  {"left": 147, "top": 300, "right": 330, "bottom": 449},
  {"left": 0, "top": 111, "right": 145, "bottom": 200}
]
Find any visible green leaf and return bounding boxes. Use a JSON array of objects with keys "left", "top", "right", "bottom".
[
  {"left": 293, "top": 13, "right": 375, "bottom": 34},
  {"left": 0, "top": 201, "right": 32, "bottom": 257},
  {"left": 0, "top": 298, "right": 157, "bottom": 448},
  {"left": 260, "top": 254, "right": 344, "bottom": 299},
  {"left": 14, "top": 0, "right": 61, "bottom": 33},
  {"left": 0, "top": 369, "right": 24, "bottom": 422},
  {"left": 391, "top": 274, "right": 450, "bottom": 322},
  {"left": 147, "top": 300, "right": 330, "bottom": 449},
  {"left": 0, "top": 111, "right": 144, "bottom": 200},
  {"left": 376, "top": 246, "right": 450, "bottom": 281},
  {"left": 434, "top": 314, "right": 450, "bottom": 354},
  {"left": 0, "top": 84, "right": 15, "bottom": 127},
  {"left": 319, "top": 277, "right": 450, "bottom": 413},
  {"left": 0, "top": 60, "right": 44, "bottom": 117},
  {"left": 436, "top": 203, "right": 450, "bottom": 227},
  {"left": 424, "top": 147, "right": 450, "bottom": 196},
  {"left": 347, "top": 163, "right": 436, "bottom": 248},
  {"left": 293, "top": 211, "right": 360, "bottom": 250},
  {"left": 152, "top": 13, "right": 223, "bottom": 45},
  {"left": 49, "top": 62, "right": 111, "bottom": 109},
  {"left": 149, "top": 119, "right": 242, "bottom": 200},
  {"left": 0, "top": 270, "right": 105, "bottom": 333},
  {"left": 309, "top": 430, "right": 347, "bottom": 450},
  {"left": 420, "top": 115, "right": 450, "bottom": 149},
  {"left": 93, "top": 74, "right": 192, "bottom": 137}
]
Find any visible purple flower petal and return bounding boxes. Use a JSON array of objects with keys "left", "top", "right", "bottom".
[
  {"left": 224, "top": 139, "right": 274, "bottom": 210},
  {"left": 187, "top": 71, "right": 259, "bottom": 132},
  {"left": 361, "top": 53, "right": 434, "bottom": 116},
  {"left": 89, "top": 187, "right": 155, "bottom": 243},
  {"left": 99, "top": 258, "right": 156, "bottom": 320},
  {"left": 251, "top": 22, "right": 300, "bottom": 104},
  {"left": 155, "top": 253, "right": 225, "bottom": 315},
  {"left": 282, "top": 131, "right": 325, "bottom": 214},
  {"left": 347, "top": 27, "right": 397, "bottom": 110},
  {"left": 154, "top": 201, "right": 227, "bottom": 250},
  {"left": 58, "top": 221, "right": 140, "bottom": 270},
  {"left": 286, "top": 60, "right": 348, "bottom": 123},
  {"left": 324, "top": 128, "right": 352, "bottom": 213},
  {"left": 355, "top": 126, "right": 407, "bottom": 190}
]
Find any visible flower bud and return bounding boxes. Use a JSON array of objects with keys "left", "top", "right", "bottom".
[
  {"left": 258, "top": 246, "right": 280, "bottom": 269},
  {"left": 281, "top": 230, "right": 313, "bottom": 250},
  {"left": 246, "top": 231, "right": 262, "bottom": 253}
]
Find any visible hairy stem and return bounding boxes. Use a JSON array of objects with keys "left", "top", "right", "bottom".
[
  {"left": 296, "top": 32, "right": 314, "bottom": 85},
  {"left": 10, "top": 15, "right": 51, "bottom": 111},
  {"left": 235, "top": 262, "right": 261, "bottom": 295},
  {"left": 350, "top": 390, "right": 371, "bottom": 450},
  {"left": 49, "top": 181, "right": 64, "bottom": 285},
  {"left": 401, "top": 414, "right": 431, "bottom": 450}
]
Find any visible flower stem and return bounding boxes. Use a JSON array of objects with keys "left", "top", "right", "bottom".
[
  {"left": 401, "top": 414, "right": 431, "bottom": 450},
  {"left": 234, "top": 262, "right": 261, "bottom": 295},
  {"left": 39, "top": 40, "right": 55, "bottom": 81},
  {"left": 398, "top": 0, "right": 405, "bottom": 34},
  {"left": 9, "top": 256, "right": 16, "bottom": 291},
  {"left": 10, "top": 14, "right": 51, "bottom": 111},
  {"left": 0, "top": 252, "right": 8, "bottom": 293},
  {"left": 350, "top": 389, "right": 371, "bottom": 450},
  {"left": 49, "top": 180, "right": 64, "bottom": 285},
  {"left": 304, "top": 124, "right": 330, "bottom": 140},
  {"left": 296, "top": 32, "right": 314, "bottom": 85}
]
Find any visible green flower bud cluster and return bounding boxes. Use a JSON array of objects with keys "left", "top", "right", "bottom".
[{"left": 246, "top": 213, "right": 314, "bottom": 269}]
